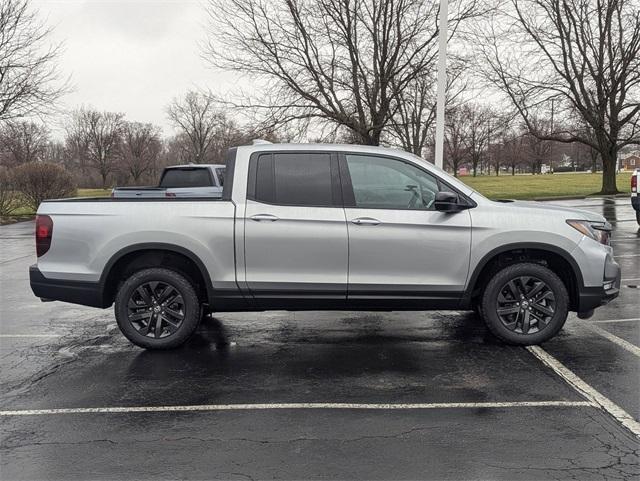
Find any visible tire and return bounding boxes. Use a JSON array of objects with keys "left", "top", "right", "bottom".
[
  {"left": 481, "top": 263, "right": 569, "bottom": 345},
  {"left": 636, "top": 209, "right": 639, "bottom": 226},
  {"left": 115, "top": 268, "right": 201, "bottom": 349}
]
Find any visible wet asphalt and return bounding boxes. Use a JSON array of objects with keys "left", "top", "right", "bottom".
[{"left": 0, "top": 197, "right": 638, "bottom": 480}]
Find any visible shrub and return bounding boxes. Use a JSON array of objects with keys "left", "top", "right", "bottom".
[
  {"left": 12, "top": 162, "right": 76, "bottom": 212},
  {"left": 0, "top": 169, "right": 19, "bottom": 217}
]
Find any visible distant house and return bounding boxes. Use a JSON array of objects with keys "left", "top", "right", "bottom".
[{"left": 620, "top": 151, "right": 640, "bottom": 171}]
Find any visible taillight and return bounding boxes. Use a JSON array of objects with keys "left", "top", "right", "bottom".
[
  {"left": 35, "top": 215, "right": 53, "bottom": 257},
  {"left": 632, "top": 174, "right": 637, "bottom": 193}
]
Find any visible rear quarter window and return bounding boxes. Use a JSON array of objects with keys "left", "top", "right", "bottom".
[{"left": 159, "top": 168, "right": 213, "bottom": 188}]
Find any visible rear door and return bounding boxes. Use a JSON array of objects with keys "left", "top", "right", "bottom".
[
  {"left": 341, "top": 153, "right": 472, "bottom": 306},
  {"left": 243, "top": 151, "right": 348, "bottom": 303}
]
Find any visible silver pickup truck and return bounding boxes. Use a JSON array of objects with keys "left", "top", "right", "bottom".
[
  {"left": 30, "top": 142, "right": 621, "bottom": 349},
  {"left": 111, "top": 164, "right": 225, "bottom": 198}
]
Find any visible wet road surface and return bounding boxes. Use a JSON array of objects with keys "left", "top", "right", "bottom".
[{"left": 1, "top": 197, "right": 639, "bottom": 480}]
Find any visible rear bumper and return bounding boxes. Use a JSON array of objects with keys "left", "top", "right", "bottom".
[
  {"left": 576, "top": 256, "right": 621, "bottom": 313},
  {"left": 29, "top": 265, "right": 108, "bottom": 308},
  {"left": 632, "top": 195, "right": 639, "bottom": 211}
]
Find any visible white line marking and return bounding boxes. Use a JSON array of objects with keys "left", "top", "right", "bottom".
[
  {"left": 592, "top": 318, "right": 640, "bottom": 323},
  {"left": 615, "top": 254, "right": 640, "bottom": 258},
  {"left": 622, "top": 278, "right": 640, "bottom": 282},
  {"left": 527, "top": 345, "right": 640, "bottom": 437},
  {"left": 581, "top": 324, "right": 640, "bottom": 358},
  {"left": 0, "top": 334, "right": 62, "bottom": 338},
  {"left": 0, "top": 401, "right": 592, "bottom": 417}
]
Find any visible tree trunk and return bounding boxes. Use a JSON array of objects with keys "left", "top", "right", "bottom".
[{"left": 599, "top": 150, "right": 619, "bottom": 195}]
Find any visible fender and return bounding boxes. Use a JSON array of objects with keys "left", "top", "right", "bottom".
[
  {"left": 99, "top": 242, "right": 216, "bottom": 304},
  {"left": 463, "top": 241, "right": 584, "bottom": 302}
]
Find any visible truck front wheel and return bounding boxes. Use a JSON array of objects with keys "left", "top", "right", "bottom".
[
  {"left": 481, "top": 263, "right": 569, "bottom": 345},
  {"left": 114, "top": 268, "right": 201, "bottom": 349}
]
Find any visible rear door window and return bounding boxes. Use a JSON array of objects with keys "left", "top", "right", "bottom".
[
  {"left": 160, "top": 168, "right": 212, "bottom": 188},
  {"left": 250, "top": 152, "right": 337, "bottom": 207}
]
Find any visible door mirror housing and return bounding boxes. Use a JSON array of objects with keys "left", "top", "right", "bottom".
[{"left": 434, "top": 191, "right": 468, "bottom": 212}]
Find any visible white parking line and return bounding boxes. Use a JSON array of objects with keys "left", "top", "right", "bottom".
[
  {"left": 0, "top": 401, "right": 592, "bottom": 417},
  {"left": 581, "top": 324, "right": 640, "bottom": 358},
  {"left": 622, "top": 278, "right": 640, "bottom": 282},
  {"left": 592, "top": 318, "right": 640, "bottom": 323},
  {"left": 0, "top": 334, "right": 63, "bottom": 338},
  {"left": 615, "top": 254, "right": 640, "bottom": 258},
  {"left": 527, "top": 345, "right": 640, "bottom": 437}
]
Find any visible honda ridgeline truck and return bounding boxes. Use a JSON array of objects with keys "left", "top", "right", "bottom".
[{"left": 30, "top": 142, "right": 621, "bottom": 349}]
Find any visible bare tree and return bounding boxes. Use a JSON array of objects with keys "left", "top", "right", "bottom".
[
  {"left": 390, "top": 60, "right": 467, "bottom": 156},
  {"left": 500, "top": 129, "right": 527, "bottom": 175},
  {"left": 444, "top": 106, "right": 469, "bottom": 176},
  {"left": 11, "top": 161, "right": 75, "bottom": 211},
  {"left": 462, "top": 103, "right": 495, "bottom": 176},
  {"left": 205, "top": 0, "right": 479, "bottom": 145},
  {"left": 0, "top": 0, "right": 67, "bottom": 120},
  {"left": 120, "top": 122, "right": 162, "bottom": 182},
  {"left": 0, "top": 168, "right": 19, "bottom": 216},
  {"left": 0, "top": 120, "right": 49, "bottom": 165},
  {"left": 66, "top": 108, "right": 124, "bottom": 188},
  {"left": 167, "top": 91, "right": 223, "bottom": 164},
  {"left": 477, "top": 0, "right": 640, "bottom": 193},
  {"left": 523, "top": 116, "right": 554, "bottom": 173}
]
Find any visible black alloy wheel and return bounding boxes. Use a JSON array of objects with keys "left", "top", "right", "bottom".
[
  {"left": 481, "top": 262, "right": 569, "bottom": 345},
  {"left": 115, "top": 268, "right": 201, "bottom": 349},
  {"left": 127, "top": 281, "right": 186, "bottom": 339},
  {"left": 495, "top": 276, "right": 556, "bottom": 335}
]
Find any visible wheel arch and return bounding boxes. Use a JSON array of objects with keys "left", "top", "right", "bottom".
[
  {"left": 464, "top": 242, "right": 584, "bottom": 311},
  {"left": 100, "top": 243, "right": 214, "bottom": 307}
]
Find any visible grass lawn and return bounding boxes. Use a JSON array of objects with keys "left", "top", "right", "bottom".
[{"left": 460, "top": 172, "right": 632, "bottom": 200}]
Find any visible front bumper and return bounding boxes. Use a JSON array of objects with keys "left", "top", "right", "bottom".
[
  {"left": 29, "top": 265, "right": 107, "bottom": 308},
  {"left": 576, "top": 255, "right": 621, "bottom": 313}
]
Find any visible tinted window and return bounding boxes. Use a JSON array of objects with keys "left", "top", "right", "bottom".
[
  {"left": 215, "top": 167, "right": 225, "bottom": 186},
  {"left": 346, "top": 155, "right": 440, "bottom": 210},
  {"left": 160, "top": 168, "right": 212, "bottom": 188},
  {"left": 253, "top": 153, "right": 334, "bottom": 206}
]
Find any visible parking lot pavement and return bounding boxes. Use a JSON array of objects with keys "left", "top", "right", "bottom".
[{"left": 1, "top": 198, "right": 639, "bottom": 481}]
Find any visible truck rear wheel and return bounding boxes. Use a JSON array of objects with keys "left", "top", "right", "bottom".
[
  {"left": 481, "top": 263, "right": 569, "bottom": 345},
  {"left": 115, "top": 268, "right": 201, "bottom": 349}
]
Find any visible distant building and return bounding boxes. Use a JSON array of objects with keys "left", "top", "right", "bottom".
[{"left": 620, "top": 151, "right": 640, "bottom": 171}]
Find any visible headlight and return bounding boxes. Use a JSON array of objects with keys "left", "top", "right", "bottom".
[{"left": 566, "top": 219, "right": 611, "bottom": 245}]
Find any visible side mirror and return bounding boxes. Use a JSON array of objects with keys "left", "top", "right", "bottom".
[{"left": 434, "top": 191, "right": 466, "bottom": 212}]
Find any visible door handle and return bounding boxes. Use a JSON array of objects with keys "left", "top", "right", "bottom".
[
  {"left": 250, "top": 213, "right": 279, "bottom": 222},
  {"left": 351, "top": 217, "right": 381, "bottom": 226}
]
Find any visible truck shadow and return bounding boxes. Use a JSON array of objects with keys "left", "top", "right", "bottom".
[{"left": 119, "top": 312, "right": 508, "bottom": 407}]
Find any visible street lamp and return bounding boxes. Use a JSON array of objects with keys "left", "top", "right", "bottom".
[{"left": 434, "top": 0, "right": 449, "bottom": 169}]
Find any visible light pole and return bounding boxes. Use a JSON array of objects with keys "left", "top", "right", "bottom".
[{"left": 434, "top": 0, "right": 449, "bottom": 169}]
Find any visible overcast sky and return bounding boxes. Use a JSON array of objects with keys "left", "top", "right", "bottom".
[{"left": 33, "top": 0, "right": 237, "bottom": 137}]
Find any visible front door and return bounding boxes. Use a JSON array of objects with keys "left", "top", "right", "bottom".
[
  {"left": 244, "top": 151, "right": 348, "bottom": 304},
  {"left": 341, "top": 153, "right": 472, "bottom": 307}
]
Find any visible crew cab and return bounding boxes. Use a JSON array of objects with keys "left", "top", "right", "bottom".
[
  {"left": 30, "top": 142, "right": 621, "bottom": 349},
  {"left": 111, "top": 164, "right": 225, "bottom": 198}
]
